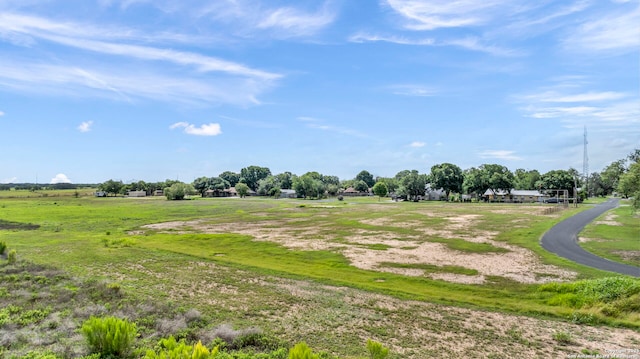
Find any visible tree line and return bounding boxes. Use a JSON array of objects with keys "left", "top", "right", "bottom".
[{"left": 94, "top": 149, "right": 639, "bottom": 208}]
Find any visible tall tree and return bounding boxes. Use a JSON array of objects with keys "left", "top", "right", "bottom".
[
  {"left": 513, "top": 169, "right": 541, "bottom": 190},
  {"left": 617, "top": 161, "right": 640, "bottom": 208},
  {"left": 219, "top": 171, "right": 240, "bottom": 187},
  {"left": 99, "top": 179, "right": 124, "bottom": 197},
  {"left": 400, "top": 170, "right": 426, "bottom": 201},
  {"left": 274, "top": 172, "right": 293, "bottom": 189},
  {"left": 600, "top": 160, "right": 626, "bottom": 195},
  {"left": 430, "top": 163, "right": 463, "bottom": 200},
  {"left": 538, "top": 170, "right": 575, "bottom": 194},
  {"left": 355, "top": 170, "right": 375, "bottom": 188},
  {"left": 240, "top": 166, "right": 272, "bottom": 191}
]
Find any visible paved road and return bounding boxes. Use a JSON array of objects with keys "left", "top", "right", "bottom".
[{"left": 540, "top": 198, "right": 640, "bottom": 277}]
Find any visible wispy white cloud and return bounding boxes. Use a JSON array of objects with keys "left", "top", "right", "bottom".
[
  {"left": 478, "top": 150, "right": 522, "bottom": 160},
  {"left": 349, "top": 32, "right": 434, "bottom": 45},
  {"left": 197, "top": 1, "right": 336, "bottom": 38},
  {"left": 170, "top": 122, "right": 222, "bottom": 136},
  {"left": 0, "top": 60, "right": 271, "bottom": 106},
  {"left": 77, "top": 120, "right": 93, "bottom": 133},
  {"left": 50, "top": 173, "right": 71, "bottom": 184},
  {"left": 524, "top": 91, "right": 628, "bottom": 103},
  {"left": 385, "top": 0, "right": 506, "bottom": 30},
  {"left": 409, "top": 141, "right": 426, "bottom": 148},
  {"left": 299, "top": 116, "right": 368, "bottom": 138},
  {"left": 257, "top": 5, "right": 335, "bottom": 37},
  {"left": 0, "top": 12, "right": 281, "bottom": 105},
  {"left": 390, "top": 84, "right": 437, "bottom": 97},
  {"left": 563, "top": 6, "right": 640, "bottom": 53},
  {"left": 515, "top": 82, "right": 640, "bottom": 129},
  {"left": 349, "top": 32, "right": 520, "bottom": 56},
  {"left": 0, "top": 111, "right": 4, "bottom": 117}
]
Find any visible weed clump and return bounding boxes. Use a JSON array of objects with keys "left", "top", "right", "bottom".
[
  {"left": 81, "top": 316, "right": 138, "bottom": 358},
  {"left": 7, "top": 250, "right": 17, "bottom": 264}
]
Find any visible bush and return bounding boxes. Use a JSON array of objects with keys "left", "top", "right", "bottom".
[
  {"left": 288, "top": 342, "right": 318, "bottom": 359},
  {"left": 81, "top": 316, "right": 138, "bottom": 358},
  {"left": 7, "top": 249, "right": 17, "bottom": 264},
  {"left": 143, "top": 336, "right": 218, "bottom": 359},
  {"left": 366, "top": 339, "right": 389, "bottom": 359},
  {"left": 0, "top": 241, "right": 6, "bottom": 255}
]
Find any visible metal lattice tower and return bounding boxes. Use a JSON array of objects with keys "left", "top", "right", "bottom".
[{"left": 583, "top": 126, "right": 589, "bottom": 196}]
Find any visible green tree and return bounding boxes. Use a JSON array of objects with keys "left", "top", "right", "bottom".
[
  {"left": 257, "top": 176, "right": 280, "bottom": 196},
  {"left": 514, "top": 169, "right": 541, "bottom": 190},
  {"left": 538, "top": 170, "right": 575, "bottom": 194},
  {"left": 376, "top": 177, "right": 399, "bottom": 194},
  {"left": 617, "top": 160, "right": 640, "bottom": 208},
  {"left": 275, "top": 172, "right": 294, "bottom": 189},
  {"left": 430, "top": 163, "right": 463, "bottom": 200},
  {"left": 240, "top": 166, "right": 272, "bottom": 191},
  {"left": 235, "top": 182, "right": 250, "bottom": 198},
  {"left": 372, "top": 182, "right": 388, "bottom": 201},
  {"left": 601, "top": 160, "right": 626, "bottom": 195},
  {"left": 99, "top": 179, "right": 124, "bottom": 197},
  {"left": 293, "top": 173, "right": 326, "bottom": 199},
  {"left": 164, "top": 182, "right": 194, "bottom": 200},
  {"left": 356, "top": 170, "right": 375, "bottom": 188},
  {"left": 400, "top": 170, "right": 426, "bottom": 201},
  {"left": 192, "top": 176, "right": 211, "bottom": 196},
  {"left": 354, "top": 180, "right": 369, "bottom": 193},
  {"left": 219, "top": 171, "right": 240, "bottom": 187}
]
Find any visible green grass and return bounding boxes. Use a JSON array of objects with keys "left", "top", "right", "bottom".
[
  {"left": 1, "top": 195, "right": 639, "bottom": 358},
  {"left": 580, "top": 203, "right": 640, "bottom": 266}
]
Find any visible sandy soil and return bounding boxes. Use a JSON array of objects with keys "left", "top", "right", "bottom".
[{"left": 140, "top": 206, "right": 577, "bottom": 284}]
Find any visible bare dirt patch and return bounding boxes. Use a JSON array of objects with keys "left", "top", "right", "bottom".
[{"left": 140, "top": 206, "right": 576, "bottom": 284}]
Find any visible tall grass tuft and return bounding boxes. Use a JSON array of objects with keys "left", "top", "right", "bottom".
[
  {"left": 366, "top": 339, "right": 390, "bottom": 359},
  {"left": 81, "top": 316, "right": 138, "bottom": 358},
  {"left": 7, "top": 249, "right": 17, "bottom": 264},
  {"left": 0, "top": 241, "right": 6, "bottom": 255},
  {"left": 288, "top": 342, "right": 318, "bottom": 359}
]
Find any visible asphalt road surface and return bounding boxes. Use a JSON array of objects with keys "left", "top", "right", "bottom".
[{"left": 540, "top": 198, "right": 640, "bottom": 277}]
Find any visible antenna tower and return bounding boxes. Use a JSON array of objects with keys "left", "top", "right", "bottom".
[{"left": 583, "top": 126, "right": 589, "bottom": 196}]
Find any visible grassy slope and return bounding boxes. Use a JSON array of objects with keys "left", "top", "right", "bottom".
[{"left": 579, "top": 202, "right": 640, "bottom": 267}]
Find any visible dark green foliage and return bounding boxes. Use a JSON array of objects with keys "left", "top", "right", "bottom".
[
  {"left": 0, "top": 240, "right": 6, "bottom": 255},
  {"left": 81, "top": 316, "right": 138, "bottom": 358}
]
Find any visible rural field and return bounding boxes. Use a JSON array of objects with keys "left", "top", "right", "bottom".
[{"left": 0, "top": 192, "right": 639, "bottom": 358}]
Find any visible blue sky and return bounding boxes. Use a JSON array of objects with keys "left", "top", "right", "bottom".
[{"left": 0, "top": 0, "right": 638, "bottom": 184}]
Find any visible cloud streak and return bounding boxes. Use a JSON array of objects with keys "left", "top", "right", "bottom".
[
  {"left": 478, "top": 150, "right": 522, "bottom": 160},
  {"left": 170, "top": 122, "right": 222, "bottom": 136}
]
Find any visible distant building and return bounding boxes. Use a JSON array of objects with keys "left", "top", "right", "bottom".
[
  {"left": 127, "top": 190, "right": 146, "bottom": 197},
  {"left": 483, "top": 189, "right": 548, "bottom": 203},
  {"left": 279, "top": 189, "right": 297, "bottom": 198},
  {"left": 94, "top": 191, "right": 107, "bottom": 197}
]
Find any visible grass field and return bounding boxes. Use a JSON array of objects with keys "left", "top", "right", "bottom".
[
  {"left": 579, "top": 200, "right": 640, "bottom": 267},
  {"left": 1, "top": 193, "right": 639, "bottom": 358}
]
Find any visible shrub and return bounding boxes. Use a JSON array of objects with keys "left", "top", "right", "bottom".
[
  {"left": 0, "top": 241, "right": 6, "bottom": 255},
  {"left": 81, "top": 316, "right": 138, "bottom": 358},
  {"left": 366, "top": 339, "right": 389, "bottom": 359},
  {"left": 7, "top": 250, "right": 17, "bottom": 264},
  {"left": 143, "top": 336, "right": 218, "bottom": 359},
  {"left": 552, "top": 331, "right": 572, "bottom": 345},
  {"left": 288, "top": 342, "right": 318, "bottom": 359}
]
